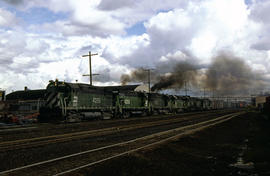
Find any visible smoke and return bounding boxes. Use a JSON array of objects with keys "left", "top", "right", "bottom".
[
  {"left": 121, "top": 62, "right": 199, "bottom": 91},
  {"left": 121, "top": 68, "right": 150, "bottom": 85},
  {"left": 204, "top": 54, "right": 265, "bottom": 95},
  {"left": 120, "top": 53, "right": 266, "bottom": 96},
  {"left": 151, "top": 62, "right": 198, "bottom": 91}
]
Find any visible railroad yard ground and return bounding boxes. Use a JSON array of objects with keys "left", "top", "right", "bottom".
[
  {"left": 0, "top": 110, "right": 269, "bottom": 176},
  {"left": 71, "top": 111, "right": 270, "bottom": 176}
]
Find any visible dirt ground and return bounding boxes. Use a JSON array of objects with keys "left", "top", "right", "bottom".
[{"left": 71, "top": 111, "right": 270, "bottom": 176}]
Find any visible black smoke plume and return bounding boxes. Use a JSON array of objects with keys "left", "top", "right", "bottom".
[
  {"left": 121, "top": 68, "right": 149, "bottom": 85},
  {"left": 204, "top": 54, "right": 265, "bottom": 95},
  {"left": 120, "top": 53, "right": 266, "bottom": 95},
  {"left": 151, "top": 62, "right": 198, "bottom": 91}
]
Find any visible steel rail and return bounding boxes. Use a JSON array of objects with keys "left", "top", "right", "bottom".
[
  {"left": 55, "top": 112, "right": 244, "bottom": 176},
  {"left": 0, "top": 111, "right": 231, "bottom": 151},
  {"left": 0, "top": 112, "right": 244, "bottom": 176}
]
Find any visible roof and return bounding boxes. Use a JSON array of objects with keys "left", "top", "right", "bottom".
[
  {"left": 103, "top": 85, "right": 141, "bottom": 92},
  {"left": 6, "top": 89, "right": 46, "bottom": 100},
  {"left": 53, "top": 81, "right": 142, "bottom": 93}
]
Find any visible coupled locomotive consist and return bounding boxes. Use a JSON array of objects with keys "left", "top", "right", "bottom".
[
  {"left": 0, "top": 80, "right": 242, "bottom": 123},
  {"left": 39, "top": 80, "right": 157, "bottom": 121},
  {"left": 38, "top": 80, "right": 221, "bottom": 122}
]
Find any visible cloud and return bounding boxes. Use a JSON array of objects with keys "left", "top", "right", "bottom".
[
  {"left": 1, "top": 0, "right": 191, "bottom": 37},
  {"left": 249, "top": 0, "right": 270, "bottom": 51},
  {"left": 0, "top": 8, "right": 20, "bottom": 28},
  {"left": 31, "top": 1, "right": 126, "bottom": 37},
  {"left": 250, "top": 0, "right": 270, "bottom": 24},
  {"left": 0, "top": 30, "right": 27, "bottom": 69},
  {"left": 37, "top": 19, "right": 125, "bottom": 37},
  {"left": 0, "top": 0, "right": 270, "bottom": 95},
  {"left": 2, "top": 0, "right": 25, "bottom": 5},
  {"left": 103, "top": 0, "right": 262, "bottom": 68},
  {"left": 251, "top": 40, "right": 270, "bottom": 51},
  {"left": 101, "top": 0, "right": 270, "bottom": 91},
  {"left": 98, "top": 0, "right": 135, "bottom": 10},
  {"left": 2, "top": 0, "right": 127, "bottom": 36},
  {"left": 0, "top": 26, "right": 140, "bottom": 92},
  {"left": 1, "top": 0, "right": 39, "bottom": 10}
]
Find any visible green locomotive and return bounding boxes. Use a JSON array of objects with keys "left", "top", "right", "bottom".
[
  {"left": 39, "top": 80, "right": 215, "bottom": 122},
  {"left": 39, "top": 80, "right": 152, "bottom": 122}
]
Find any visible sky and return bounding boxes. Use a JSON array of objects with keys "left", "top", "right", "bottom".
[{"left": 0, "top": 0, "right": 270, "bottom": 94}]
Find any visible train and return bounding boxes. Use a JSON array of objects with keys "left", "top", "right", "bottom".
[
  {"left": 0, "top": 80, "right": 243, "bottom": 123},
  {"left": 38, "top": 80, "right": 241, "bottom": 122}
]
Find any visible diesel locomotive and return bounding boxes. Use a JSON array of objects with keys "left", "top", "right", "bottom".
[
  {"left": 38, "top": 80, "right": 214, "bottom": 122},
  {"left": 0, "top": 80, "right": 241, "bottom": 123}
]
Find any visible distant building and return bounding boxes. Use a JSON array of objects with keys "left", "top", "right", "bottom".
[
  {"left": 134, "top": 84, "right": 149, "bottom": 93},
  {"left": 0, "top": 91, "right": 5, "bottom": 101},
  {"left": 255, "top": 96, "right": 268, "bottom": 108}
]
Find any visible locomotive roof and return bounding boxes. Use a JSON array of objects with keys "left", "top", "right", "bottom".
[
  {"left": 103, "top": 85, "right": 141, "bottom": 92},
  {"left": 6, "top": 89, "right": 46, "bottom": 101},
  {"left": 57, "top": 81, "right": 141, "bottom": 93}
]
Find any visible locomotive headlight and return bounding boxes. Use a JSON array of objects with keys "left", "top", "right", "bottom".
[{"left": 55, "top": 79, "right": 59, "bottom": 86}]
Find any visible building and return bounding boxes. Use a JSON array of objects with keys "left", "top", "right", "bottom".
[
  {"left": 255, "top": 96, "right": 268, "bottom": 108},
  {"left": 0, "top": 91, "right": 5, "bottom": 101}
]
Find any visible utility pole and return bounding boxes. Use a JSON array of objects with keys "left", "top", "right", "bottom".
[
  {"left": 82, "top": 73, "right": 100, "bottom": 85},
  {"left": 143, "top": 68, "right": 154, "bottom": 114},
  {"left": 82, "top": 51, "right": 98, "bottom": 86},
  {"left": 143, "top": 68, "right": 154, "bottom": 93},
  {"left": 184, "top": 81, "right": 188, "bottom": 96}
]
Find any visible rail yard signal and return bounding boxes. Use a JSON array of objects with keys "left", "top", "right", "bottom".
[{"left": 82, "top": 51, "right": 98, "bottom": 86}]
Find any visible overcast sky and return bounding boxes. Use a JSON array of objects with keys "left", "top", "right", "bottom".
[{"left": 0, "top": 0, "right": 270, "bottom": 93}]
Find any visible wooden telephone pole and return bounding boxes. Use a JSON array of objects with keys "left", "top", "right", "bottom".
[
  {"left": 82, "top": 51, "right": 98, "bottom": 85},
  {"left": 184, "top": 81, "right": 189, "bottom": 96},
  {"left": 143, "top": 68, "right": 154, "bottom": 93}
]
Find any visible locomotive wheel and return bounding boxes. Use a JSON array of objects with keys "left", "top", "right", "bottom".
[
  {"left": 101, "top": 112, "right": 113, "bottom": 120},
  {"left": 141, "top": 111, "right": 148, "bottom": 117},
  {"left": 122, "top": 111, "right": 131, "bottom": 118}
]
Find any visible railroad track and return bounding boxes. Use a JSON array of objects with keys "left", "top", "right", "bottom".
[
  {"left": 0, "top": 126, "right": 37, "bottom": 132},
  {"left": 0, "top": 110, "right": 227, "bottom": 136},
  {"left": 0, "top": 111, "right": 245, "bottom": 176},
  {"left": 0, "top": 111, "right": 233, "bottom": 152}
]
